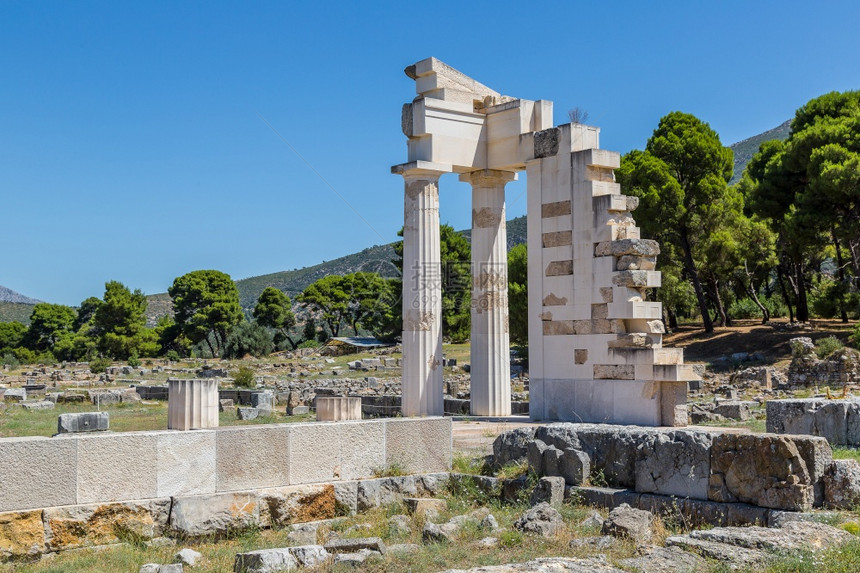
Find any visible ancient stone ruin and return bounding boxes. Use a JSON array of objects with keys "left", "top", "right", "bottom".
[{"left": 393, "top": 58, "right": 698, "bottom": 424}]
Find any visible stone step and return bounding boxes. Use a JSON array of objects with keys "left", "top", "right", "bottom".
[
  {"left": 652, "top": 364, "right": 701, "bottom": 382},
  {"left": 607, "top": 333, "right": 661, "bottom": 350},
  {"left": 605, "top": 347, "right": 683, "bottom": 366},
  {"left": 607, "top": 300, "right": 662, "bottom": 320}
]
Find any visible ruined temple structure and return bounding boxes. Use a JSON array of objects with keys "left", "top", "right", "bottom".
[{"left": 393, "top": 58, "right": 699, "bottom": 425}]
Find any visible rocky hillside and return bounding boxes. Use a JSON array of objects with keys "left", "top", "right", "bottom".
[
  {"left": 729, "top": 119, "right": 791, "bottom": 184},
  {"left": 0, "top": 285, "right": 40, "bottom": 305}
]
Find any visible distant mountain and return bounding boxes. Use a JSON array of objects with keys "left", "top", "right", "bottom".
[
  {"left": 0, "top": 285, "right": 41, "bottom": 305},
  {"left": 729, "top": 119, "right": 792, "bottom": 184},
  {"left": 141, "top": 215, "right": 529, "bottom": 319},
  {"left": 233, "top": 215, "right": 528, "bottom": 310}
]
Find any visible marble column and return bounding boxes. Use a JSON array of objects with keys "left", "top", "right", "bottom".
[
  {"left": 460, "top": 169, "right": 516, "bottom": 416},
  {"left": 398, "top": 167, "right": 445, "bottom": 416}
]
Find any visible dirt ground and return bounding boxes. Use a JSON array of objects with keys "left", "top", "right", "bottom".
[{"left": 663, "top": 318, "right": 857, "bottom": 364}]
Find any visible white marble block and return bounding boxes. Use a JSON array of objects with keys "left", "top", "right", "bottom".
[
  {"left": 168, "top": 379, "right": 219, "bottom": 430},
  {"left": 316, "top": 397, "right": 362, "bottom": 422}
]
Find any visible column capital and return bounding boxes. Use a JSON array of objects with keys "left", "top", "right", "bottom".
[
  {"left": 459, "top": 169, "right": 517, "bottom": 188},
  {"left": 391, "top": 160, "right": 452, "bottom": 181}
]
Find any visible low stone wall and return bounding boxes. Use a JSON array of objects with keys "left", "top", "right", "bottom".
[
  {"left": 767, "top": 398, "right": 860, "bottom": 446},
  {"left": 493, "top": 423, "right": 833, "bottom": 512},
  {"left": 0, "top": 417, "right": 451, "bottom": 516},
  {"left": 0, "top": 472, "right": 450, "bottom": 562}
]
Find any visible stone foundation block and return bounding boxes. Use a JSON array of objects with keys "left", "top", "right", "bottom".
[
  {"left": 635, "top": 430, "right": 712, "bottom": 499},
  {"left": 170, "top": 492, "right": 263, "bottom": 537},
  {"left": 709, "top": 433, "right": 814, "bottom": 510},
  {"left": 0, "top": 437, "right": 77, "bottom": 512},
  {"left": 216, "top": 426, "right": 290, "bottom": 492},
  {"left": 156, "top": 431, "right": 216, "bottom": 497},
  {"left": 44, "top": 499, "right": 170, "bottom": 552},
  {"left": 0, "top": 509, "right": 45, "bottom": 562},
  {"left": 385, "top": 417, "right": 451, "bottom": 474},
  {"left": 260, "top": 484, "right": 336, "bottom": 527},
  {"left": 76, "top": 433, "right": 158, "bottom": 504}
]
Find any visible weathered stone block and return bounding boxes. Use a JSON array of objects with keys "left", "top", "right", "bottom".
[
  {"left": 594, "top": 365, "right": 634, "bottom": 380},
  {"left": 333, "top": 481, "right": 358, "bottom": 515},
  {"left": 216, "top": 426, "right": 290, "bottom": 492},
  {"left": 289, "top": 423, "right": 341, "bottom": 484},
  {"left": 0, "top": 509, "right": 45, "bottom": 561},
  {"left": 542, "top": 231, "right": 572, "bottom": 248},
  {"left": 560, "top": 448, "right": 590, "bottom": 485},
  {"left": 236, "top": 407, "right": 260, "bottom": 420},
  {"left": 595, "top": 238, "right": 660, "bottom": 257},
  {"left": 824, "top": 459, "right": 860, "bottom": 509},
  {"left": 339, "top": 420, "right": 385, "bottom": 480},
  {"left": 156, "top": 430, "right": 216, "bottom": 497},
  {"left": 57, "top": 412, "right": 109, "bottom": 434},
  {"left": 250, "top": 392, "right": 274, "bottom": 412},
  {"left": 2, "top": 389, "right": 26, "bottom": 402},
  {"left": 709, "top": 433, "right": 814, "bottom": 510},
  {"left": 0, "top": 437, "right": 78, "bottom": 511},
  {"left": 545, "top": 260, "right": 573, "bottom": 276},
  {"left": 233, "top": 548, "right": 297, "bottom": 572},
  {"left": 21, "top": 400, "right": 54, "bottom": 411},
  {"left": 76, "top": 433, "right": 157, "bottom": 504},
  {"left": 356, "top": 476, "right": 419, "bottom": 512},
  {"left": 171, "top": 491, "right": 262, "bottom": 537},
  {"left": 635, "top": 431, "right": 712, "bottom": 500},
  {"left": 261, "top": 484, "right": 336, "bottom": 526},
  {"left": 44, "top": 499, "right": 170, "bottom": 552},
  {"left": 713, "top": 401, "right": 751, "bottom": 421},
  {"left": 385, "top": 418, "right": 451, "bottom": 474},
  {"left": 492, "top": 426, "right": 537, "bottom": 467},
  {"left": 602, "top": 503, "right": 654, "bottom": 543}
]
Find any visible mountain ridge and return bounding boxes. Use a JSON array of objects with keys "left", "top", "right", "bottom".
[{"left": 0, "top": 285, "right": 41, "bottom": 305}]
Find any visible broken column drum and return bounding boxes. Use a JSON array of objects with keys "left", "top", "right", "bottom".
[{"left": 393, "top": 58, "right": 698, "bottom": 424}]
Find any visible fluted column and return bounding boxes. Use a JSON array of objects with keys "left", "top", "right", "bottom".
[
  {"left": 398, "top": 167, "right": 445, "bottom": 416},
  {"left": 461, "top": 169, "right": 516, "bottom": 416}
]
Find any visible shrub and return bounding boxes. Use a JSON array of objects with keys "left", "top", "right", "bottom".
[
  {"left": 89, "top": 356, "right": 112, "bottom": 374},
  {"left": 815, "top": 336, "right": 844, "bottom": 359},
  {"left": 165, "top": 349, "right": 181, "bottom": 362},
  {"left": 850, "top": 324, "right": 860, "bottom": 350},
  {"left": 232, "top": 365, "right": 256, "bottom": 388},
  {"left": 297, "top": 339, "right": 320, "bottom": 349},
  {"left": 127, "top": 352, "right": 141, "bottom": 368},
  {"left": 728, "top": 297, "right": 762, "bottom": 319},
  {"left": 1, "top": 352, "right": 20, "bottom": 369}
]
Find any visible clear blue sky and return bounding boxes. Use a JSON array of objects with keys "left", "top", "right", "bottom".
[{"left": 2, "top": 1, "right": 858, "bottom": 306}]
